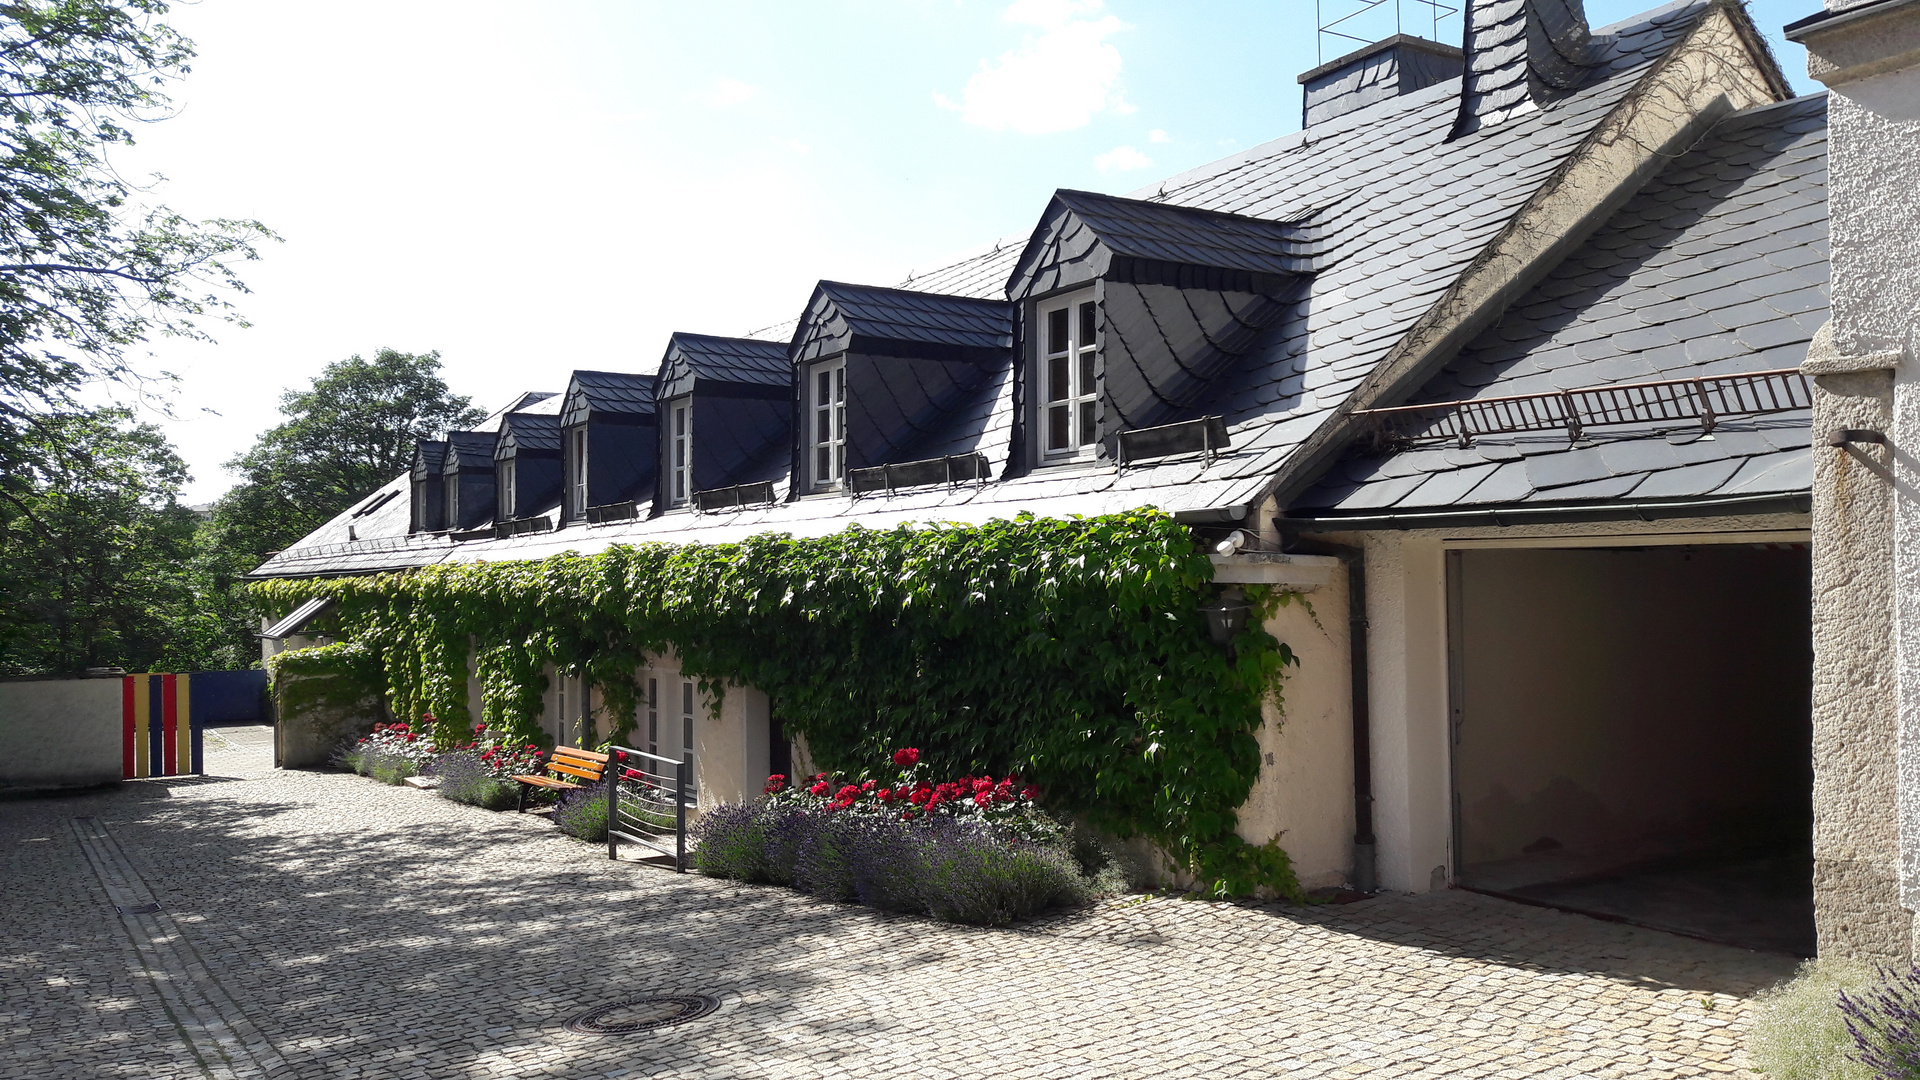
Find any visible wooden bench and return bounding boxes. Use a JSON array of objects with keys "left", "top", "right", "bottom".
[{"left": 512, "top": 746, "right": 609, "bottom": 812}]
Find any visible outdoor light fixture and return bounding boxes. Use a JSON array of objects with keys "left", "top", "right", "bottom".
[{"left": 1200, "top": 587, "right": 1252, "bottom": 648}]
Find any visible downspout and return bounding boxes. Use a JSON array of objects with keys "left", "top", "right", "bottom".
[{"left": 1285, "top": 531, "right": 1377, "bottom": 893}]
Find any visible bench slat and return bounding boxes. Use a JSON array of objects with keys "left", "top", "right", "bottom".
[
  {"left": 547, "top": 761, "right": 605, "bottom": 782},
  {"left": 510, "top": 775, "right": 579, "bottom": 790},
  {"left": 550, "top": 747, "right": 609, "bottom": 764}
]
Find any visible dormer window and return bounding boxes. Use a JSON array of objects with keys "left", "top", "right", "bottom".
[
  {"left": 809, "top": 358, "right": 846, "bottom": 490},
  {"left": 1040, "top": 290, "right": 1099, "bottom": 460},
  {"left": 667, "top": 398, "right": 692, "bottom": 507},
  {"left": 496, "top": 461, "right": 517, "bottom": 521},
  {"left": 566, "top": 427, "right": 588, "bottom": 520}
]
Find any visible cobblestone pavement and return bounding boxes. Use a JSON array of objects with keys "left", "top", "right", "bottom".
[{"left": 2, "top": 729, "right": 1799, "bottom": 1080}]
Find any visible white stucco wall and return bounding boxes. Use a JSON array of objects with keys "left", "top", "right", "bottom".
[
  {"left": 1235, "top": 571, "right": 1355, "bottom": 891},
  {"left": 0, "top": 677, "right": 123, "bottom": 790}
]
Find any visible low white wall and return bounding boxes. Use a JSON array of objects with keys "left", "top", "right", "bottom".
[{"left": 0, "top": 676, "right": 123, "bottom": 790}]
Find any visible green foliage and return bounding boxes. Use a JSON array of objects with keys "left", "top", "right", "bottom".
[
  {"left": 266, "top": 640, "right": 384, "bottom": 719},
  {"left": 252, "top": 511, "right": 1302, "bottom": 896},
  {"left": 217, "top": 349, "right": 484, "bottom": 559},
  {"left": 0, "top": 407, "right": 236, "bottom": 673},
  {"left": 0, "top": 0, "right": 272, "bottom": 473},
  {"left": 1748, "top": 959, "right": 1877, "bottom": 1080}
]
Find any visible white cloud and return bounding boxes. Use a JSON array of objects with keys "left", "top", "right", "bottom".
[
  {"left": 1094, "top": 145, "right": 1152, "bottom": 173},
  {"left": 1148, "top": 128, "right": 1169, "bottom": 143},
  {"left": 706, "top": 78, "right": 757, "bottom": 108},
  {"left": 936, "top": 0, "right": 1129, "bottom": 134}
]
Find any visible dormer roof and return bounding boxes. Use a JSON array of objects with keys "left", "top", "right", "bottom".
[
  {"left": 658, "top": 334, "right": 788, "bottom": 399},
  {"left": 790, "top": 281, "right": 1012, "bottom": 366},
  {"left": 411, "top": 440, "right": 447, "bottom": 481},
  {"left": 444, "top": 431, "right": 498, "bottom": 471},
  {"left": 496, "top": 410, "right": 561, "bottom": 460},
  {"left": 561, "top": 370, "right": 657, "bottom": 427},
  {"left": 1007, "top": 189, "right": 1317, "bottom": 300}
]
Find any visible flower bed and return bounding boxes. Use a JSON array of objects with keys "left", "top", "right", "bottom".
[
  {"left": 335, "top": 718, "right": 546, "bottom": 809},
  {"left": 693, "top": 748, "right": 1110, "bottom": 926}
]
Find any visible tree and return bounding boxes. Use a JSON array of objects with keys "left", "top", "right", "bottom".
[
  {"left": 0, "top": 407, "right": 228, "bottom": 672},
  {"left": 0, "top": 1, "right": 273, "bottom": 473},
  {"left": 216, "top": 348, "right": 484, "bottom": 564}
]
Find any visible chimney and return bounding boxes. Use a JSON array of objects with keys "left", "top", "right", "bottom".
[
  {"left": 1298, "top": 34, "right": 1465, "bottom": 127},
  {"left": 1454, "top": 0, "right": 1597, "bottom": 134}
]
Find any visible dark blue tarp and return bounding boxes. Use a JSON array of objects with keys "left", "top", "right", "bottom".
[{"left": 188, "top": 670, "right": 269, "bottom": 725}]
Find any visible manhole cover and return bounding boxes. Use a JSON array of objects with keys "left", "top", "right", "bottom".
[
  {"left": 117, "top": 903, "right": 160, "bottom": 916},
  {"left": 564, "top": 995, "right": 719, "bottom": 1035}
]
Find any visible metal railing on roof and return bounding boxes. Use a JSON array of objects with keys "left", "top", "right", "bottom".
[
  {"left": 847, "top": 453, "right": 991, "bottom": 496},
  {"left": 1351, "top": 368, "right": 1811, "bottom": 448}
]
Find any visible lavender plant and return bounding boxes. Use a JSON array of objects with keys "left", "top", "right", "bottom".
[
  {"left": 552, "top": 781, "right": 611, "bottom": 843},
  {"left": 1842, "top": 966, "right": 1920, "bottom": 1079},
  {"left": 431, "top": 750, "right": 519, "bottom": 810}
]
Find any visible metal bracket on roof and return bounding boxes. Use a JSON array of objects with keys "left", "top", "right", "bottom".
[
  {"left": 1113, "top": 416, "right": 1232, "bottom": 471},
  {"left": 846, "top": 454, "right": 991, "bottom": 497}
]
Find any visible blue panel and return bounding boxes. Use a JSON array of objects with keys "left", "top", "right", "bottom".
[{"left": 188, "top": 670, "right": 269, "bottom": 725}]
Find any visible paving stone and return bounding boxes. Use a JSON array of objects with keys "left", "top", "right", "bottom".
[{"left": 0, "top": 728, "right": 1798, "bottom": 1079}]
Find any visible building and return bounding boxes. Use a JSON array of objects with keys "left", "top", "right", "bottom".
[{"left": 256, "top": 0, "right": 1855, "bottom": 957}]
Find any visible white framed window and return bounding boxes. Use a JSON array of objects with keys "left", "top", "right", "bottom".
[
  {"left": 1038, "top": 291, "right": 1099, "bottom": 460},
  {"left": 646, "top": 676, "right": 659, "bottom": 757},
  {"left": 668, "top": 398, "right": 692, "bottom": 507},
  {"left": 680, "top": 679, "right": 696, "bottom": 764},
  {"left": 566, "top": 427, "right": 588, "bottom": 519},
  {"left": 810, "top": 359, "right": 847, "bottom": 490},
  {"left": 497, "top": 461, "right": 517, "bottom": 520}
]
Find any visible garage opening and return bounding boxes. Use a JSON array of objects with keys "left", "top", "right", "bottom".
[{"left": 1448, "top": 543, "right": 1813, "bottom": 956}]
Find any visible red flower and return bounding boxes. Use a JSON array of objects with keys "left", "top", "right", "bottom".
[
  {"left": 809, "top": 781, "right": 830, "bottom": 796},
  {"left": 892, "top": 748, "right": 920, "bottom": 768},
  {"left": 374, "top": 723, "right": 387, "bottom": 733},
  {"left": 909, "top": 786, "right": 932, "bottom": 806},
  {"left": 974, "top": 791, "right": 993, "bottom": 807},
  {"left": 971, "top": 777, "right": 994, "bottom": 796},
  {"left": 473, "top": 723, "right": 487, "bottom": 732},
  {"left": 763, "top": 774, "right": 788, "bottom": 795},
  {"left": 613, "top": 750, "right": 626, "bottom": 762},
  {"left": 861, "top": 780, "right": 875, "bottom": 792},
  {"left": 623, "top": 768, "right": 641, "bottom": 780},
  {"left": 875, "top": 787, "right": 895, "bottom": 802},
  {"left": 835, "top": 785, "right": 862, "bottom": 803},
  {"left": 1021, "top": 785, "right": 1040, "bottom": 800}
]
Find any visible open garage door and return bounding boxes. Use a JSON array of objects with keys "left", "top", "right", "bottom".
[{"left": 1448, "top": 543, "right": 1813, "bottom": 955}]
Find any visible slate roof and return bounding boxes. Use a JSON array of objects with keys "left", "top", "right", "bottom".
[
  {"left": 659, "top": 334, "right": 789, "bottom": 398},
  {"left": 561, "top": 370, "right": 656, "bottom": 427},
  {"left": 792, "top": 281, "right": 1012, "bottom": 362},
  {"left": 250, "top": 0, "right": 1810, "bottom": 580},
  {"left": 1295, "top": 93, "right": 1826, "bottom": 517},
  {"left": 497, "top": 410, "right": 562, "bottom": 457},
  {"left": 1457, "top": 0, "right": 1599, "bottom": 133},
  {"left": 443, "top": 431, "right": 498, "bottom": 471},
  {"left": 412, "top": 440, "right": 447, "bottom": 479},
  {"left": 1008, "top": 189, "right": 1316, "bottom": 297}
]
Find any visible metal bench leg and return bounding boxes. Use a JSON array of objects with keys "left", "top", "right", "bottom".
[{"left": 517, "top": 782, "right": 528, "bottom": 813}]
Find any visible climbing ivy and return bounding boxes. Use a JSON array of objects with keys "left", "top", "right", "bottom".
[{"left": 254, "top": 511, "right": 1304, "bottom": 897}]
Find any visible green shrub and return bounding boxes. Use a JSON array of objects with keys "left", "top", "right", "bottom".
[{"left": 1748, "top": 959, "right": 1877, "bottom": 1080}]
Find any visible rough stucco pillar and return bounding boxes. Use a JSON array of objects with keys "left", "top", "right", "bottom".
[
  {"left": 1792, "top": 0, "right": 1920, "bottom": 962},
  {"left": 1807, "top": 361, "right": 1906, "bottom": 959}
]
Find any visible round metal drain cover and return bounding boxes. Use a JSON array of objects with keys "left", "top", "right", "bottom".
[{"left": 564, "top": 995, "right": 719, "bottom": 1035}]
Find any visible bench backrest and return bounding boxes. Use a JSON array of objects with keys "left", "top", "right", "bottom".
[{"left": 546, "top": 746, "right": 609, "bottom": 784}]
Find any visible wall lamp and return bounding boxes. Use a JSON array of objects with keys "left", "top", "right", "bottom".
[
  {"left": 1199, "top": 586, "right": 1251, "bottom": 648},
  {"left": 1828, "top": 428, "right": 1888, "bottom": 447}
]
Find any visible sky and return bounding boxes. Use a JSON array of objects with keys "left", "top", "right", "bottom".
[{"left": 112, "top": 0, "right": 1817, "bottom": 503}]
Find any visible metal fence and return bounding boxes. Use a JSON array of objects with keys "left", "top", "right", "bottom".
[{"left": 605, "top": 746, "right": 694, "bottom": 871}]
